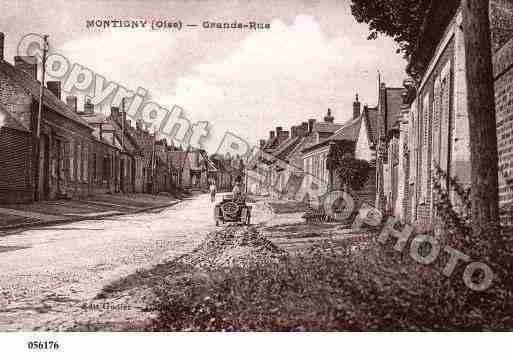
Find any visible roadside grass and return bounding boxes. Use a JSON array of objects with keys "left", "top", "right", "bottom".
[
  {"left": 267, "top": 200, "right": 308, "bottom": 214},
  {"left": 149, "top": 235, "right": 513, "bottom": 331},
  {"left": 94, "top": 219, "right": 513, "bottom": 331}
]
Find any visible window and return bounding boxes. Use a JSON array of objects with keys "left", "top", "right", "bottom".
[
  {"left": 103, "top": 156, "right": 109, "bottom": 181},
  {"left": 76, "top": 142, "right": 82, "bottom": 182},
  {"left": 69, "top": 140, "right": 75, "bottom": 180},
  {"left": 421, "top": 93, "right": 431, "bottom": 201},
  {"left": 83, "top": 144, "right": 88, "bottom": 182},
  {"left": 92, "top": 153, "right": 97, "bottom": 182}
]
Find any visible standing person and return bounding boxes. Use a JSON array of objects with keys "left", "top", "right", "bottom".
[
  {"left": 232, "top": 182, "right": 242, "bottom": 201},
  {"left": 209, "top": 182, "right": 217, "bottom": 203}
]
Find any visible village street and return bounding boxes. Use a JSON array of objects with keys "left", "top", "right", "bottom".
[{"left": 0, "top": 193, "right": 271, "bottom": 331}]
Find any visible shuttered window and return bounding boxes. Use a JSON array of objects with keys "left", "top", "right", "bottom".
[
  {"left": 83, "top": 144, "right": 88, "bottom": 183},
  {"left": 439, "top": 61, "right": 452, "bottom": 178},
  {"left": 421, "top": 93, "right": 431, "bottom": 201},
  {"left": 77, "top": 142, "right": 82, "bottom": 182},
  {"left": 68, "top": 141, "right": 74, "bottom": 180}
]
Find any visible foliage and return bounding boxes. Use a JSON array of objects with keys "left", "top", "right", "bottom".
[
  {"left": 150, "top": 234, "right": 513, "bottom": 331},
  {"left": 329, "top": 153, "right": 372, "bottom": 192},
  {"left": 350, "top": 0, "right": 428, "bottom": 55},
  {"left": 432, "top": 165, "right": 472, "bottom": 243},
  {"left": 326, "top": 141, "right": 371, "bottom": 191},
  {"left": 432, "top": 165, "right": 513, "bottom": 289},
  {"left": 350, "top": 0, "right": 459, "bottom": 78}
]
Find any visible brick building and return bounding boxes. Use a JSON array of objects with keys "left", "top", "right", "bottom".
[
  {"left": 374, "top": 84, "right": 406, "bottom": 214},
  {"left": 0, "top": 101, "right": 32, "bottom": 203},
  {"left": 393, "top": 0, "right": 513, "bottom": 227},
  {"left": 78, "top": 99, "right": 142, "bottom": 195},
  {"left": 168, "top": 148, "right": 217, "bottom": 191},
  {"left": 0, "top": 33, "right": 96, "bottom": 203}
]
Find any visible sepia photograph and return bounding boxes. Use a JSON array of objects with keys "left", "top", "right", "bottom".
[{"left": 0, "top": 0, "right": 512, "bottom": 356}]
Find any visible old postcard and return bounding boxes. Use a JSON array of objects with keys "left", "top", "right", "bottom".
[{"left": 0, "top": 0, "right": 512, "bottom": 357}]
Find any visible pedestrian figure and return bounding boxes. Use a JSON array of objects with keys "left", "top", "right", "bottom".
[
  {"left": 232, "top": 182, "right": 242, "bottom": 201},
  {"left": 209, "top": 182, "right": 217, "bottom": 202}
]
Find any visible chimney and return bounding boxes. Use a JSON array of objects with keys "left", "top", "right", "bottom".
[
  {"left": 111, "top": 106, "right": 120, "bottom": 118},
  {"left": 14, "top": 56, "right": 37, "bottom": 79},
  {"left": 291, "top": 126, "right": 297, "bottom": 137},
  {"left": 294, "top": 123, "right": 308, "bottom": 138},
  {"left": 324, "top": 108, "right": 334, "bottom": 123},
  {"left": 47, "top": 81, "right": 61, "bottom": 100},
  {"left": 66, "top": 95, "right": 77, "bottom": 112},
  {"left": 308, "top": 119, "right": 316, "bottom": 134},
  {"left": 353, "top": 94, "right": 361, "bottom": 120},
  {"left": 0, "top": 32, "right": 4, "bottom": 61},
  {"left": 259, "top": 139, "right": 266, "bottom": 149},
  {"left": 269, "top": 130, "right": 275, "bottom": 139},
  {"left": 277, "top": 127, "right": 289, "bottom": 142},
  {"left": 84, "top": 98, "right": 94, "bottom": 114}
]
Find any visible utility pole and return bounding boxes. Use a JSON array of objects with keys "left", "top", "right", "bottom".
[
  {"left": 462, "top": 0, "right": 499, "bottom": 235},
  {"left": 151, "top": 128, "right": 156, "bottom": 194},
  {"left": 34, "top": 35, "right": 49, "bottom": 201},
  {"left": 121, "top": 98, "right": 125, "bottom": 150}
]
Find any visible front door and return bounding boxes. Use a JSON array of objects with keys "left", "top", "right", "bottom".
[
  {"left": 120, "top": 158, "right": 125, "bottom": 193},
  {"left": 38, "top": 135, "right": 50, "bottom": 200}
]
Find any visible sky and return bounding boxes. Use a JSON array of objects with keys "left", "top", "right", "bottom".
[{"left": 1, "top": 0, "right": 407, "bottom": 152}]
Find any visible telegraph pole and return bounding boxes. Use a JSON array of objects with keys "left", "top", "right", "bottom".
[
  {"left": 34, "top": 35, "right": 49, "bottom": 201},
  {"left": 121, "top": 98, "right": 125, "bottom": 150}
]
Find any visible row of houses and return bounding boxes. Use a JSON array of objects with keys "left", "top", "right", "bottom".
[
  {"left": 249, "top": 0, "right": 513, "bottom": 229},
  {"left": 0, "top": 31, "right": 236, "bottom": 204},
  {"left": 247, "top": 87, "right": 402, "bottom": 205}
]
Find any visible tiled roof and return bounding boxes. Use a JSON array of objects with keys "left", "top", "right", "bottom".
[
  {"left": 302, "top": 118, "right": 361, "bottom": 154},
  {"left": 364, "top": 107, "right": 379, "bottom": 145},
  {"left": 314, "top": 122, "right": 343, "bottom": 133},
  {"left": 329, "top": 118, "right": 361, "bottom": 142},
  {"left": 385, "top": 88, "right": 405, "bottom": 132},
  {"left": 270, "top": 136, "right": 303, "bottom": 162},
  {"left": 263, "top": 136, "right": 280, "bottom": 151},
  {"left": 0, "top": 60, "right": 92, "bottom": 129},
  {"left": 80, "top": 112, "right": 109, "bottom": 124},
  {"left": 0, "top": 102, "right": 29, "bottom": 132}
]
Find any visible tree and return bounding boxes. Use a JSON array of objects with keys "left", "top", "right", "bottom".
[
  {"left": 335, "top": 157, "right": 372, "bottom": 192},
  {"left": 350, "top": 0, "right": 459, "bottom": 79},
  {"left": 327, "top": 143, "right": 371, "bottom": 192},
  {"left": 350, "top": 0, "right": 428, "bottom": 54},
  {"left": 462, "top": 0, "right": 500, "bottom": 234}
]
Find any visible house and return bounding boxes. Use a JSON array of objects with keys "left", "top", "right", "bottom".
[
  {"left": 169, "top": 148, "right": 217, "bottom": 191},
  {"left": 0, "top": 101, "right": 32, "bottom": 203},
  {"left": 393, "top": 0, "right": 513, "bottom": 227},
  {"left": 248, "top": 126, "right": 291, "bottom": 196},
  {"left": 132, "top": 121, "right": 158, "bottom": 193},
  {"left": 266, "top": 128, "right": 303, "bottom": 199},
  {"left": 355, "top": 105, "right": 379, "bottom": 163},
  {"left": 153, "top": 139, "right": 180, "bottom": 194},
  {"left": 374, "top": 84, "right": 406, "bottom": 214},
  {"left": 79, "top": 99, "right": 142, "bottom": 195},
  {"left": 210, "top": 154, "right": 244, "bottom": 192},
  {"left": 299, "top": 100, "right": 360, "bottom": 200},
  {"left": 0, "top": 33, "right": 95, "bottom": 203}
]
